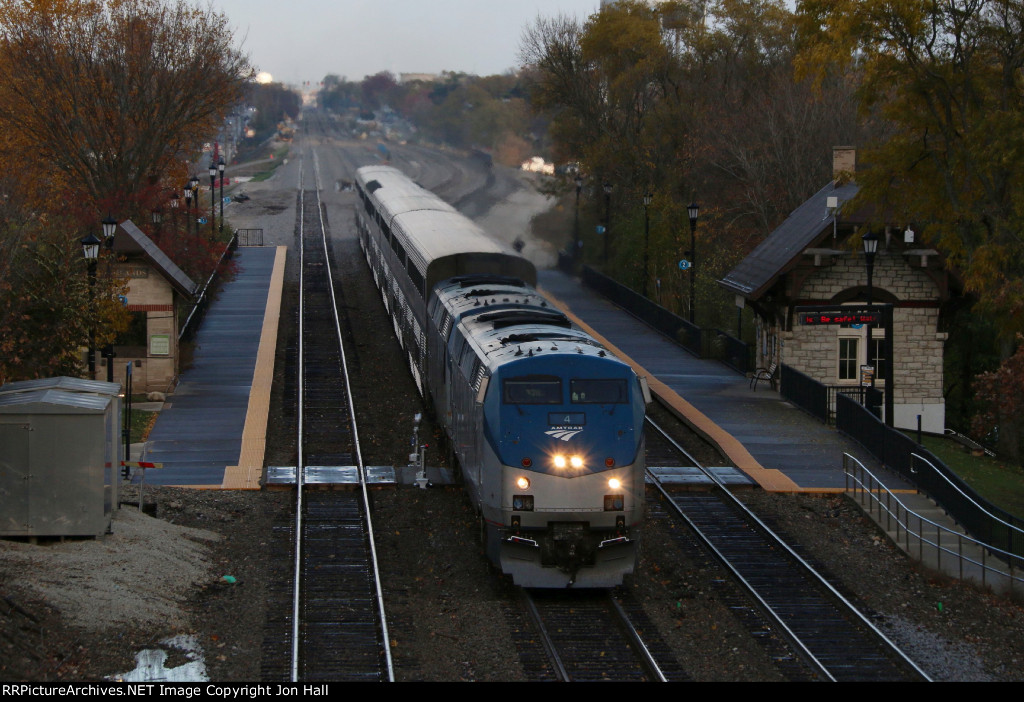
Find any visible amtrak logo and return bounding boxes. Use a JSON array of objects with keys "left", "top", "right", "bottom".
[{"left": 546, "top": 427, "right": 583, "bottom": 441}]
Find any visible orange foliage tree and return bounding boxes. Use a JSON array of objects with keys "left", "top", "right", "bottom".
[{"left": 0, "top": 0, "right": 251, "bottom": 384}]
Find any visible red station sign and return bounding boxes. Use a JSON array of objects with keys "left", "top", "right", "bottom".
[{"left": 796, "top": 307, "right": 883, "bottom": 326}]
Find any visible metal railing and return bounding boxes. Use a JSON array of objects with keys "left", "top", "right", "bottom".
[
  {"left": 844, "top": 453, "right": 1023, "bottom": 594},
  {"left": 911, "top": 452, "right": 1024, "bottom": 564},
  {"left": 237, "top": 228, "right": 264, "bottom": 246},
  {"left": 179, "top": 232, "right": 238, "bottom": 342}
]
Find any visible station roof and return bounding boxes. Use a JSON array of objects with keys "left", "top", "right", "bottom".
[
  {"left": 111, "top": 219, "right": 197, "bottom": 298},
  {"left": 719, "top": 181, "right": 861, "bottom": 301}
]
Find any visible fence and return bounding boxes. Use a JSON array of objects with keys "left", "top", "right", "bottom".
[
  {"left": 844, "top": 453, "right": 1023, "bottom": 593},
  {"left": 837, "top": 392, "right": 1024, "bottom": 561},
  {"left": 575, "top": 264, "right": 753, "bottom": 372},
  {"left": 237, "top": 228, "right": 264, "bottom": 246},
  {"left": 179, "top": 232, "right": 238, "bottom": 343},
  {"left": 780, "top": 364, "right": 882, "bottom": 425}
]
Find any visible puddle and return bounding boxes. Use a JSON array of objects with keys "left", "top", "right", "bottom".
[{"left": 110, "top": 634, "right": 208, "bottom": 682}]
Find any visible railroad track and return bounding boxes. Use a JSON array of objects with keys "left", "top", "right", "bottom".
[
  {"left": 517, "top": 589, "right": 686, "bottom": 682},
  {"left": 645, "top": 413, "right": 931, "bottom": 682},
  {"left": 262, "top": 152, "right": 394, "bottom": 682}
]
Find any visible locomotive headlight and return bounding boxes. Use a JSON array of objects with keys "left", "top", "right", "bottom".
[
  {"left": 553, "top": 454, "right": 567, "bottom": 469},
  {"left": 516, "top": 476, "right": 530, "bottom": 491},
  {"left": 608, "top": 477, "right": 622, "bottom": 490},
  {"left": 570, "top": 455, "right": 584, "bottom": 469}
]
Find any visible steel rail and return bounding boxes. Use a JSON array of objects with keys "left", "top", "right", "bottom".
[
  {"left": 608, "top": 594, "right": 668, "bottom": 682},
  {"left": 519, "top": 590, "right": 569, "bottom": 682},
  {"left": 645, "top": 416, "right": 932, "bottom": 682},
  {"left": 310, "top": 151, "right": 395, "bottom": 682},
  {"left": 290, "top": 158, "right": 307, "bottom": 683}
]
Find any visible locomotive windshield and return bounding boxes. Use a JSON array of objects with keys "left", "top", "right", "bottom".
[
  {"left": 570, "top": 379, "right": 629, "bottom": 404},
  {"left": 503, "top": 376, "right": 562, "bottom": 404}
]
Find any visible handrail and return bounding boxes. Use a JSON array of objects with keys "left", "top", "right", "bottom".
[
  {"left": 843, "top": 453, "right": 1021, "bottom": 593},
  {"left": 910, "top": 452, "right": 1024, "bottom": 540}
]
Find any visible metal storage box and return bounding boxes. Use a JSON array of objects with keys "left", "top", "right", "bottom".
[{"left": 0, "top": 381, "right": 121, "bottom": 537}]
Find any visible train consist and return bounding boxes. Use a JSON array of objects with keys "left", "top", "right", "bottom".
[{"left": 354, "top": 166, "right": 648, "bottom": 587}]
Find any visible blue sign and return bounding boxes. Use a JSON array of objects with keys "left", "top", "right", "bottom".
[
  {"left": 596, "top": 225, "right": 606, "bottom": 235},
  {"left": 223, "top": 196, "right": 231, "bottom": 203},
  {"left": 118, "top": 295, "right": 128, "bottom": 306},
  {"left": 678, "top": 259, "right": 692, "bottom": 270},
  {"left": 199, "top": 217, "right": 208, "bottom": 224}
]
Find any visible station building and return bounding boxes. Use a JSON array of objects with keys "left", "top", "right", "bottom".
[
  {"left": 719, "top": 148, "right": 952, "bottom": 433},
  {"left": 104, "top": 220, "right": 196, "bottom": 394}
]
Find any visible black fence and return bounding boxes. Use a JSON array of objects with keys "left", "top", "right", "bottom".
[
  {"left": 780, "top": 364, "right": 829, "bottom": 423},
  {"left": 179, "top": 232, "right": 238, "bottom": 343},
  {"left": 237, "top": 228, "right": 264, "bottom": 246},
  {"left": 836, "top": 393, "right": 1024, "bottom": 563},
  {"left": 575, "top": 264, "right": 753, "bottom": 373},
  {"left": 780, "top": 364, "right": 884, "bottom": 425}
]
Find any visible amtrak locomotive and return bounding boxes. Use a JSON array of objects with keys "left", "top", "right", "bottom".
[{"left": 354, "top": 165, "right": 648, "bottom": 587}]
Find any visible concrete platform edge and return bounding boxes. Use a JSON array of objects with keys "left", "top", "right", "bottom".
[
  {"left": 223, "top": 246, "right": 287, "bottom": 489},
  {"left": 539, "top": 285, "right": 803, "bottom": 493}
]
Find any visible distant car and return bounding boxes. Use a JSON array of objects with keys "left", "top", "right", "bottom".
[{"left": 234, "top": 192, "right": 250, "bottom": 202}]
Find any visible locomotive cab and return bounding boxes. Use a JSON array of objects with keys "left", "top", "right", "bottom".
[{"left": 480, "top": 354, "right": 646, "bottom": 587}]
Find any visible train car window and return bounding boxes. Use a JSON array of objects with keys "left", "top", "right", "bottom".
[
  {"left": 570, "top": 379, "right": 628, "bottom": 404},
  {"left": 408, "top": 263, "right": 425, "bottom": 299},
  {"left": 391, "top": 233, "right": 406, "bottom": 264},
  {"left": 503, "top": 376, "right": 562, "bottom": 404}
]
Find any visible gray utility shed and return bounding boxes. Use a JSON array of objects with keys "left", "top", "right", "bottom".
[{"left": 0, "top": 386, "right": 119, "bottom": 536}]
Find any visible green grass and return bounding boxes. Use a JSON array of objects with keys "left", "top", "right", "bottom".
[
  {"left": 250, "top": 146, "right": 290, "bottom": 182},
  {"left": 127, "top": 409, "right": 158, "bottom": 444},
  {"left": 913, "top": 434, "right": 1024, "bottom": 520}
]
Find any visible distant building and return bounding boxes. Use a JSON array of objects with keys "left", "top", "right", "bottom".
[
  {"left": 720, "top": 147, "right": 952, "bottom": 433},
  {"left": 399, "top": 73, "right": 439, "bottom": 84}
]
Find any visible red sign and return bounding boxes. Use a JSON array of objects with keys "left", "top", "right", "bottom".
[{"left": 796, "top": 306, "right": 883, "bottom": 325}]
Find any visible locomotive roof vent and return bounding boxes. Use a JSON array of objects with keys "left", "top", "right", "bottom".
[{"left": 365, "top": 180, "right": 383, "bottom": 193}]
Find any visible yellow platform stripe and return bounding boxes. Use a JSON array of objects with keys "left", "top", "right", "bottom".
[
  {"left": 222, "top": 246, "right": 287, "bottom": 489},
  {"left": 539, "top": 286, "right": 802, "bottom": 493}
]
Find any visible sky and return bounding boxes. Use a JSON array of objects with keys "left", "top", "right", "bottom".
[{"left": 208, "top": 0, "right": 603, "bottom": 86}]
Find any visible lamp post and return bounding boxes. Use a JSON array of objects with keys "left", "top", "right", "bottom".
[
  {"left": 208, "top": 163, "right": 217, "bottom": 238},
  {"left": 183, "top": 181, "right": 194, "bottom": 251},
  {"left": 687, "top": 203, "right": 699, "bottom": 324},
  {"left": 190, "top": 176, "right": 200, "bottom": 245},
  {"left": 862, "top": 229, "right": 879, "bottom": 389},
  {"left": 99, "top": 216, "right": 119, "bottom": 382},
  {"left": 603, "top": 182, "right": 612, "bottom": 265},
  {"left": 81, "top": 233, "right": 101, "bottom": 379},
  {"left": 643, "top": 192, "right": 653, "bottom": 298},
  {"left": 573, "top": 175, "right": 583, "bottom": 264},
  {"left": 218, "top": 157, "right": 226, "bottom": 234}
]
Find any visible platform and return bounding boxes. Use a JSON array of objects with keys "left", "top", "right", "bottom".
[
  {"left": 140, "top": 245, "right": 285, "bottom": 488},
  {"left": 537, "top": 268, "right": 912, "bottom": 493}
]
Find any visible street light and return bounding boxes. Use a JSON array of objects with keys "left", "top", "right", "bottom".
[
  {"left": 603, "top": 182, "right": 612, "bottom": 265},
  {"left": 190, "top": 176, "right": 200, "bottom": 244},
  {"left": 218, "top": 157, "right": 226, "bottom": 234},
  {"left": 573, "top": 175, "right": 583, "bottom": 264},
  {"left": 687, "top": 203, "right": 699, "bottom": 324},
  {"left": 643, "top": 193, "right": 653, "bottom": 298},
  {"left": 81, "top": 232, "right": 101, "bottom": 378},
  {"left": 862, "top": 229, "right": 879, "bottom": 390},
  {"left": 209, "top": 163, "right": 217, "bottom": 238}
]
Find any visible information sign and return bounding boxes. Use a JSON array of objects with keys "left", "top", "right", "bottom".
[
  {"left": 796, "top": 306, "right": 882, "bottom": 326},
  {"left": 678, "top": 259, "right": 692, "bottom": 270}
]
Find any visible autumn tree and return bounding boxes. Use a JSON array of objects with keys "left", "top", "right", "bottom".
[
  {"left": 0, "top": 0, "right": 250, "bottom": 384},
  {"left": 0, "top": 0, "right": 252, "bottom": 214},
  {"left": 796, "top": 0, "right": 1024, "bottom": 341},
  {"left": 520, "top": 1, "right": 859, "bottom": 326}
]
